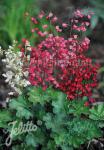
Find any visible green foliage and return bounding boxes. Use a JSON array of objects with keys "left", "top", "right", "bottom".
[
  {"left": 68, "top": 97, "right": 90, "bottom": 116},
  {"left": 89, "top": 103, "right": 104, "bottom": 121},
  {"left": 0, "top": 0, "right": 39, "bottom": 48},
  {"left": 0, "top": 87, "right": 103, "bottom": 149},
  {"left": 0, "top": 110, "right": 12, "bottom": 127},
  {"left": 9, "top": 95, "right": 33, "bottom": 119},
  {"left": 90, "top": 0, "right": 104, "bottom": 20},
  {"left": 0, "top": 0, "right": 57, "bottom": 48}
]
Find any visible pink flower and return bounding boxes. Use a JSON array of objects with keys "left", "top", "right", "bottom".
[
  {"left": 31, "top": 29, "right": 35, "bottom": 33},
  {"left": 31, "top": 17, "right": 38, "bottom": 24},
  {"left": 52, "top": 16, "right": 58, "bottom": 23},
  {"left": 89, "top": 98, "right": 95, "bottom": 103},
  {"left": 38, "top": 11, "right": 45, "bottom": 19},
  {"left": 55, "top": 26, "right": 62, "bottom": 32},
  {"left": 62, "top": 23, "right": 68, "bottom": 28},
  {"left": 42, "top": 24, "right": 48, "bottom": 29},
  {"left": 84, "top": 101, "right": 90, "bottom": 107},
  {"left": 74, "top": 10, "right": 84, "bottom": 18},
  {"left": 46, "top": 12, "right": 53, "bottom": 19}
]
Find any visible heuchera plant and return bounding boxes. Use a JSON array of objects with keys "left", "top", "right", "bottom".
[
  {"left": 0, "top": 10, "right": 103, "bottom": 150},
  {"left": 20, "top": 10, "right": 99, "bottom": 101},
  {"left": 1, "top": 10, "right": 99, "bottom": 101}
]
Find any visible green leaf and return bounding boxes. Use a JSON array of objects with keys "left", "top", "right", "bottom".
[
  {"left": 25, "top": 128, "right": 45, "bottom": 146},
  {"left": 89, "top": 104, "right": 104, "bottom": 120},
  {"left": 68, "top": 99, "right": 90, "bottom": 116},
  {"left": 91, "top": 15, "right": 99, "bottom": 29},
  {"left": 52, "top": 92, "right": 67, "bottom": 114},
  {"left": 47, "top": 140, "right": 57, "bottom": 150},
  {"left": 0, "top": 110, "right": 12, "bottom": 127},
  {"left": 67, "top": 118, "right": 101, "bottom": 147},
  {"left": 9, "top": 95, "right": 32, "bottom": 119},
  {"left": 61, "top": 145, "right": 73, "bottom": 150},
  {"left": 25, "top": 133, "right": 37, "bottom": 147},
  {"left": 43, "top": 113, "right": 54, "bottom": 130},
  {"left": 28, "top": 87, "right": 51, "bottom": 104}
]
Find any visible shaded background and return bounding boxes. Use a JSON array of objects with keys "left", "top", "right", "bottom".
[{"left": 0, "top": 0, "right": 104, "bottom": 105}]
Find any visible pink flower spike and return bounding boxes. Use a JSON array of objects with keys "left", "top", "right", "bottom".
[
  {"left": 84, "top": 37, "right": 90, "bottom": 44},
  {"left": 80, "top": 26, "right": 86, "bottom": 32},
  {"left": 31, "top": 17, "right": 38, "bottom": 24},
  {"left": 42, "top": 24, "right": 48, "bottom": 29},
  {"left": 73, "top": 25, "right": 79, "bottom": 31},
  {"left": 22, "top": 38, "right": 27, "bottom": 43},
  {"left": 74, "top": 20, "right": 78, "bottom": 23},
  {"left": 74, "top": 10, "right": 84, "bottom": 18},
  {"left": 73, "top": 35, "right": 78, "bottom": 39},
  {"left": 55, "top": 26, "right": 62, "bottom": 32},
  {"left": 38, "top": 11, "right": 45, "bottom": 19},
  {"left": 31, "top": 29, "right": 35, "bottom": 33},
  {"left": 87, "top": 15, "right": 91, "bottom": 19},
  {"left": 46, "top": 12, "right": 53, "bottom": 19},
  {"left": 85, "top": 22, "right": 90, "bottom": 26},
  {"left": 31, "top": 17, "right": 34, "bottom": 21},
  {"left": 35, "top": 28, "right": 39, "bottom": 31},
  {"left": 52, "top": 16, "right": 58, "bottom": 23},
  {"left": 38, "top": 31, "right": 44, "bottom": 37},
  {"left": 38, "top": 31, "right": 48, "bottom": 37},
  {"left": 62, "top": 23, "right": 68, "bottom": 28}
]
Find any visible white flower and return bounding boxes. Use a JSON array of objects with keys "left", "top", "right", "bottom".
[
  {"left": 0, "top": 46, "right": 4, "bottom": 55},
  {"left": 23, "top": 71, "right": 29, "bottom": 77},
  {"left": 6, "top": 97, "right": 10, "bottom": 103},
  {"left": 27, "top": 55, "right": 30, "bottom": 61},
  {"left": 2, "top": 71, "right": 14, "bottom": 82},
  {"left": 8, "top": 92, "right": 15, "bottom": 95},
  {"left": 2, "top": 40, "right": 31, "bottom": 95}
]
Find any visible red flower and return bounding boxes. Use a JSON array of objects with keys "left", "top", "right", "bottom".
[
  {"left": 20, "top": 10, "right": 99, "bottom": 100},
  {"left": 84, "top": 101, "right": 90, "bottom": 107},
  {"left": 28, "top": 35, "right": 99, "bottom": 100}
]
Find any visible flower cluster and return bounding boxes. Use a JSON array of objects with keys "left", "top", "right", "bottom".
[
  {"left": 72, "top": 10, "right": 92, "bottom": 32},
  {"left": 29, "top": 35, "right": 99, "bottom": 99},
  {"left": 2, "top": 41, "right": 30, "bottom": 95},
  {"left": 26, "top": 10, "right": 99, "bottom": 100},
  {"left": 1, "top": 10, "right": 99, "bottom": 100}
]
